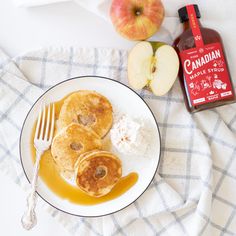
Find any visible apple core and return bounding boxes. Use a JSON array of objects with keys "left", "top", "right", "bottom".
[{"left": 133, "top": 7, "right": 143, "bottom": 16}]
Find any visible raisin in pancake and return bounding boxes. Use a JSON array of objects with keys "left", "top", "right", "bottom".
[
  {"left": 75, "top": 150, "right": 122, "bottom": 197},
  {"left": 51, "top": 123, "right": 102, "bottom": 173},
  {"left": 58, "top": 90, "right": 113, "bottom": 138}
]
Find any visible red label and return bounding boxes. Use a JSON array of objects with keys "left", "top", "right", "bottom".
[
  {"left": 180, "top": 43, "right": 233, "bottom": 106},
  {"left": 186, "top": 5, "right": 204, "bottom": 48}
]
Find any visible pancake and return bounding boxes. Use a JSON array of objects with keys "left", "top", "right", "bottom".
[
  {"left": 75, "top": 150, "right": 122, "bottom": 197},
  {"left": 57, "top": 90, "right": 113, "bottom": 138},
  {"left": 51, "top": 123, "right": 102, "bottom": 173}
]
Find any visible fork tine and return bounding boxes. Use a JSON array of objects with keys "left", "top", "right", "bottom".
[
  {"left": 49, "top": 103, "right": 55, "bottom": 142},
  {"left": 39, "top": 104, "right": 46, "bottom": 140},
  {"left": 34, "top": 105, "right": 42, "bottom": 140},
  {"left": 44, "top": 104, "right": 51, "bottom": 141}
]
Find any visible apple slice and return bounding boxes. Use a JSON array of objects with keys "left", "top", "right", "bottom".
[
  {"left": 128, "top": 41, "right": 179, "bottom": 96},
  {"left": 128, "top": 42, "right": 153, "bottom": 89}
]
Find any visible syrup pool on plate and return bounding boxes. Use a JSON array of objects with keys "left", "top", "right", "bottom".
[{"left": 30, "top": 94, "right": 138, "bottom": 205}]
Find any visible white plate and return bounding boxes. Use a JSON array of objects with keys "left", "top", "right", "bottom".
[{"left": 20, "top": 76, "right": 161, "bottom": 217}]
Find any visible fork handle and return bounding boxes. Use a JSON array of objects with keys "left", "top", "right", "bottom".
[{"left": 21, "top": 150, "right": 43, "bottom": 230}]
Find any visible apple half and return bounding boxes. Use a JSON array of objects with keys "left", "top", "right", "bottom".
[{"left": 128, "top": 41, "right": 179, "bottom": 96}]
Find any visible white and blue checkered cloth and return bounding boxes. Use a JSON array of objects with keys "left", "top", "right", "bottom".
[{"left": 0, "top": 45, "right": 236, "bottom": 235}]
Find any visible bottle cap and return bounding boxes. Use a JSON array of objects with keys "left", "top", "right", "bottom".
[{"left": 178, "top": 5, "right": 201, "bottom": 23}]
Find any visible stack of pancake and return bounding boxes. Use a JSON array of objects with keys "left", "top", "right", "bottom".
[{"left": 51, "top": 90, "right": 122, "bottom": 197}]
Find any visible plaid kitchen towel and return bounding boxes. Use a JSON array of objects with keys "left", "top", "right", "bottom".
[
  {"left": 0, "top": 48, "right": 236, "bottom": 236},
  {"left": 1, "top": 46, "right": 236, "bottom": 236}
]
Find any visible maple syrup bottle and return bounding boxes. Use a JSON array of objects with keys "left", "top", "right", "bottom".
[{"left": 174, "top": 4, "right": 235, "bottom": 113}]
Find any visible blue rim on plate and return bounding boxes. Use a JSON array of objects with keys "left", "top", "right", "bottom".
[{"left": 19, "top": 75, "right": 162, "bottom": 217}]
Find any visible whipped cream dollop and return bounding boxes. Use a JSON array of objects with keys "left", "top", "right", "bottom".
[{"left": 110, "top": 115, "right": 148, "bottom": 156}]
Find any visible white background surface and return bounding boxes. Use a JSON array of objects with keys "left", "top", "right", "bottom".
[
  {"left": 0, "top": 1, "right": 134, "bottom": 236},
  {"left": 0, "top": 1, "right": 134, "bottom": 58}
]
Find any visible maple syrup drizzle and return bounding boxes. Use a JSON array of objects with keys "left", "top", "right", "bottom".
[{"left": 30, "top": 94, "right": 138, "bottom": 205}]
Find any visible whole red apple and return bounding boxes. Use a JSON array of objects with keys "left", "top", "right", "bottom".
[{"left": 110, "top": 0, "right": 164, "bottom": 41}]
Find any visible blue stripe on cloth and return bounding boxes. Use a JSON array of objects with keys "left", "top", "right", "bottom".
[
  {"left": 213, "top": 165, "right": 236, "bottom": 180},
  {"left": 134, "top": 201, "right": 157, "bottom": 234},
  {"left": 184, "top": 121, "right": 195, "bottom": 201},
  {"left": 116, "top": 50, "right": 123, "bottom": 82},
  {"left": 67, "top": 47, "right": 74, "bottom": 79},
  {"left": 0, "top": 79, "right": 32, "bottom": 105},
  {"left": 19, "top": 56, "right": 127, "bottom": 72},
  {"left": 81, "top": 218, "right": 102, "bottom": 236},
  {"left": 220, "top": 208, "right": 236, "bottom": 236},
  {"left": 93, "top": 48, "right": 99, "bottom": 75},
  {"left": 0, "top": 140, "right": 19, "bottom": 164},
  {"left": 213, "top": 148, "right": 236, "bottom": 195},
  {"left": 197, "top": 210, "right": 235, "bottom": 236},
  {"left": 0, "top": 85, "right": 32, "bottom": 124},
  {"left": 156, "top": 208, "right": 196, "bottom": 235},
  {"left": 152, "top": 178, "right": 187, "bottom": 234},
  {"left": 0, "top": 111, "right": 21, "bottom": 131},
  {"left": 111, "top": 215, "right": 127, "bottom": 236},
  {"left": 39, "top": 50, "right": 48, "bottom": 88},
  {"left": 158, "top": 89, "right": 173, "bottom": 175}
]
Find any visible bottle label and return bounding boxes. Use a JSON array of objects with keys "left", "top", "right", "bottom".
[
  {"left": 179, "top": 5, "right": 234, "bottom": 106},
  {"left": 186, "top": 5, "right": 204, "bottom": 48}
]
